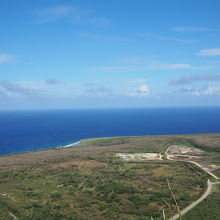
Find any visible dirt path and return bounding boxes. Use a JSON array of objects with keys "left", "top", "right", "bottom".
[
  {"left": 170, "top": 180, "right": 220, "bottom": 220},
  {"left": 188, "top": 160, "right": 220, "bottom": 180},
  {"left": 8, "top": 211, "right": 17, "bottom": 220},
  {"left": 165, "top": 146, "right": 220, "bottom": 219},
  {"left": 164, "top": 146, "right": 171, "bottom": 158}
]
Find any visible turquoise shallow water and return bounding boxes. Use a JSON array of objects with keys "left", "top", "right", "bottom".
[{"left": 0, "top": 107, "right": 220, "bottom": 155}]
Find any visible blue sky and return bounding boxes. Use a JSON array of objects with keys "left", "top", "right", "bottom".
[{"left": 1, "top": 0, "right": 220, "bottom": 109}]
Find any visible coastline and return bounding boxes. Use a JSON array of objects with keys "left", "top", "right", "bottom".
[
  {"left": 2, "top": 132, "right": 220, "bottom": 219},
  {"left": 1, "top": 132, "right": 220, "bottom": 157},
  {"left": 58, "top": 140, "right": 81, "bottom": 148},
  {"left": 1, "top": 107, "right": 220, "bottom": 156}
]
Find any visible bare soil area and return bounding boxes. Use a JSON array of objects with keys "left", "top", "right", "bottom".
[
  {"left": 116, "top": 153, "right": 162, "bottom": 161},
  {"left": 168, "top": 145, "right": 204, "bottom": 155}
]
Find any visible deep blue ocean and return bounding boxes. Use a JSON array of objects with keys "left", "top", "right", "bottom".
[{"left": 0, "top": 107, "right": 220, "bottom": 156}]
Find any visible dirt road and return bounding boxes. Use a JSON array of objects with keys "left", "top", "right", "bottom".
[
  {"left": 165, "top": 146, "right": 220, "bottom": 219},
  {"left": 170, "top": 180, "right": 220, "bottom": 220}
]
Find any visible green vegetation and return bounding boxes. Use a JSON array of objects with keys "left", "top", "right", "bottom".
[
  {"left": 0, "top": 159, "right": 207, "bottom": 219},
  {"left": 184, "top": 184, "right": 220, "bottom": 220},
  {"left": 0, "top": 134, "right": 220, "bottom": 219}
]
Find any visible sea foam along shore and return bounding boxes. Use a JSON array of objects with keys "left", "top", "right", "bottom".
[
  {"left": 57, "top": 137, "right": 102, "bottom": 148},
  {"left": 58, "top": 140, "right": 81, "bottom": 148}
]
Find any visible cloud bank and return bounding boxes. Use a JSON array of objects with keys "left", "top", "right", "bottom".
[
  {"left": 197, "top": 48, "right": 220, "bottom": 56},
  {"left": 170, "top": 74, "right": 220, "bottom": 85}
]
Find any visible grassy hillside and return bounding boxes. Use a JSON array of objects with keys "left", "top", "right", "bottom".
[{"left": 0, "top": 134, "right": 220, "bottom": 219}]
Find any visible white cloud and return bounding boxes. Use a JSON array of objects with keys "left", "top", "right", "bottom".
[
  {"left": 88, "top": 62, "right": 213, "bottom": 73},
  {"left": 136, "top": 85, "right": 150, "bottom": 95},
  {"left": 0, "top": 87, "right": 10, "bottom": 98},
  {"left": 0, "top": 81, "right": 43, "bottom": 96},
  {"left": 197, "top": 48, "right": 220, "bottom": 56},
  {"left": 152, "top": 63, "right": 213, "bottom": 70},
  {"left": 0, "top": 80, "right": 70, "bottom": 99},
  {"left": 46, "top": 78, "right": 62, "bottom": 85},
  {"left": 180, "top": 86, "right": 220, "bottom": 96},
  {"left": 87, "top": 17, "right": 110, "bottom": 27},
  {"left": 0, "top": 80, "right": 116, "bottom": 100},
  {"left": 173, "top": 26, "right": 211, "bottom": 32},
  {"left": 33, "top": 6, "right": 110, "bottom": 26},
  {"left": 34, "top": 6, "right": 77, "bottom": 23},
  {"left": 89, "top": 66, "right": 140, "bottom": 73},
  {"left": 170, "top": 74, "right": 220, "bottom": 85},
  {"left": 127, "top": 84, "right": 151, "bottom": 97},
  {"left": 0, "top": 54, "right": 14, "bottom": 63},
  {"left": 137, "top": 32, "right": 195, "bottom": 43},
  {"left": 203, "top": 86, "right": 220, "bottom": 95},
  {"left": 77, "top": 32, "right": 134, "bottom": 42},
  {"left": 155, "top": 63, "right": 192, "bottom": 70}
]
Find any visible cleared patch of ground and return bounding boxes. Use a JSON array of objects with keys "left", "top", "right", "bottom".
[
  {"left": 167, "top": 145, "right": 220, "bottom": 179},
  {"left": 168, "top": 145, "right": 204, "bottom": 155},
  {"left": 116, "top": 153, "right": 162, "bottom": 161}
]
